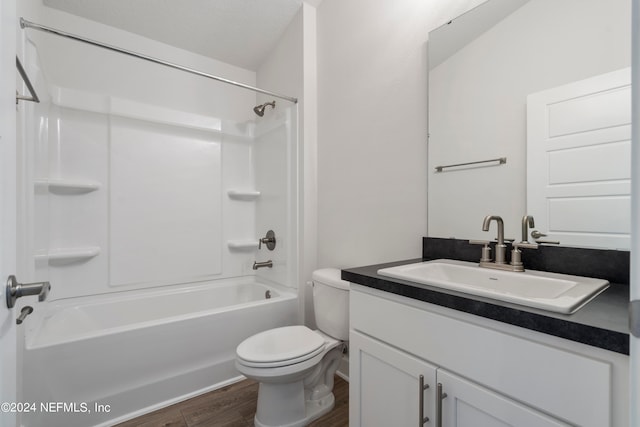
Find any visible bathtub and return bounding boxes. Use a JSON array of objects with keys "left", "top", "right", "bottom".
[{"left": 20, "top": 277, "right": 298, "bottom": 427}]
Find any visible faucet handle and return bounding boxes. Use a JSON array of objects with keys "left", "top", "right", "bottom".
[
  {"left": 258, "top": 230, "right": 276, "bottom": 251},
  {"left": 469, "top": 240, "right": 492, "bottom": 263},
  {"left": 513, "top": 242, "right": 538, "bottom": 250},
  {"left": 510, "top": 242, "right": 538, "bottom": 272},
  {"left": 469, "top": 239, "right": 490, "bottom": 245},
  {"left": 6, "top": 276, "right": 51, "bottom": 309}
]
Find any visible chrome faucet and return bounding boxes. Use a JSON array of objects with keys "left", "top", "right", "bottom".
[
  {"left": 521, "top": 215, "right": 535, "bottom": 243},
  {"left": 472, "top": 215, "right": 538, "bottom": 272},
  {"left": 253, "top": 260, "right": 273, "bottom": 270},
  {"left": 482, "top": 215, "right": 507, "bottom": 264}
]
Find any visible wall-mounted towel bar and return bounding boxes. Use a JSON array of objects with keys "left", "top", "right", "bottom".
[
  {"left": 15, "top": 56, "right": 40, "bottom": 104},
  {"left": 435, "top": 157, "right": 506, "bottom": 173}
]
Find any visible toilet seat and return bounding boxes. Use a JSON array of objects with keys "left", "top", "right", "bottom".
[{"left": 236, "top": 325, "right": 325, "bottom": 368}]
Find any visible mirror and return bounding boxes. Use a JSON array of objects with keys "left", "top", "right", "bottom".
[{"left": 427, "top": 0, "right": 631, "bottom": 249}]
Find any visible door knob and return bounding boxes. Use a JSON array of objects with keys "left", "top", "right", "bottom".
[{"left": 531, "top": 230, "right": 547, "bottom": 239}]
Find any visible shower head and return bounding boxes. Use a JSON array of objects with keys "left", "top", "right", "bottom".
[{"left": 253, "top": 101, "right": 276, "bottom": 117}]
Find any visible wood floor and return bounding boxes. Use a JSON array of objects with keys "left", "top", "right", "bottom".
[{"left": 115, "top": 375, "right": 349, "bottom": 427}]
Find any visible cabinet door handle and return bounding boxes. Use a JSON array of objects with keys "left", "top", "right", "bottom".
[
  {"left": 436, "top": 383, "right": 447, "bottom": 427},
  {"left": 419, "top": 374, "right": 430, "bottom": 425}
]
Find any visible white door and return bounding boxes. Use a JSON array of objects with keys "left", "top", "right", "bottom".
[
  {"left": 0, "top": 1, "right": 18, "bottom": 426},
  {"left": 349, "top": 330, "right": 437, "bottom": 427},
  {"left": 438, "top": 370, "right": 569, "bottom": 427},
  {"left": 527, "top": 68, "right": 631, "bottom": 249}
]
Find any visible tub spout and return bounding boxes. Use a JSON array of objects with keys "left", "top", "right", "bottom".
[
  {"left": 16, "top": 306, "right": 34, "bottom": 325},
  {"left": 253, "top": 260, "right": 273, "bottom": 270}
]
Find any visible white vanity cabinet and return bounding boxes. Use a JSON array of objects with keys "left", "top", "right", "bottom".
[
  {"left": 349, "top": 285, "right": 629, "bottom": 427},
  {"left": 350, "top": 330, "right": 568, "bottom": 426}
]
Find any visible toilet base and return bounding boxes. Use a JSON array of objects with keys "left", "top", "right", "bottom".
[
  {"left": 250, "top": 345, "right": 344, "bottom": 427},
  {"left": 254, "top": 391, "right": 335, "bottom": 427},
  {"left": 236, "top": 333, "right": 345, "bottom": 427}
]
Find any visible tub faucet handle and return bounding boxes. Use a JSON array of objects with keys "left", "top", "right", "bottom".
[
  {"left": 5, "top": 275, "right": 51, "bottom": 309},
  {"left": 258, "top": 230, "right": 276, "bottom": 250}
]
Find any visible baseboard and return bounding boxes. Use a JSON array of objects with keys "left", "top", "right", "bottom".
[{"left": 336, "top": 353, "right": 349, "bottom": 381}]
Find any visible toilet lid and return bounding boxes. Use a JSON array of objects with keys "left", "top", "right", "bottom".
[{"left": 236, "top": 325, "right": 325, "bottom": 365}]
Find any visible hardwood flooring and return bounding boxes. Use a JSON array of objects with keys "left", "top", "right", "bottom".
[{"left": 115, "top": 375, "right": 349, "bottom": 427}]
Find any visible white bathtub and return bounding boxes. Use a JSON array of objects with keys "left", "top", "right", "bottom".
[{"left": 21, "top": 277, "right": 298, "bottom": 427}]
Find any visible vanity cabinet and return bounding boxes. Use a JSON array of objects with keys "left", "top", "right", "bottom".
[
  {"left": 349, "top": 285, "right": 629, "bottom": 427},
  {"left": 350, "top": 330, "right": 568, "bottom": 426}
]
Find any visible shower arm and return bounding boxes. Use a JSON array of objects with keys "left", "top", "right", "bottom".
[{"left": 19, "top": 18, "right": 298, "bottom": 104}]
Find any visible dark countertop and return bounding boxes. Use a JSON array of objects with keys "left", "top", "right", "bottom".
[{"left": 343, "top": 258, "right": 630, "bottom": 355}]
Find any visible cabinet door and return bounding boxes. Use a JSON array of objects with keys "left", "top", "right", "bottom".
[
  {"left": 350, "top": 330, "right": 437, "bottom": 427},
  {"left": 438, "top": 370, "right": 570, "bottom": 427}
]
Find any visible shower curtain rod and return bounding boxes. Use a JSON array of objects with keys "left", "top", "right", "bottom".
[{"left": 20, "top": 18, "right": 298, "bottom": 104}]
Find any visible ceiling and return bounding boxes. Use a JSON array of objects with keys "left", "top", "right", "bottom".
[
  {"left": 43, "top": 0, "right": 304, "bottom": 70},
  {"left": 428, "top": 0, "right": 530, "bottom": 70}
]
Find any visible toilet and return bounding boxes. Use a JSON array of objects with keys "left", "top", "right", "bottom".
[{"left": 235, "top": 268, "right": 349, "bottom": 427}]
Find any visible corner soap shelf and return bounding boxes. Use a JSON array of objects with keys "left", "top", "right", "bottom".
[
  {"left": 35, "top": 179, "right": 101, "bottom": 194},
  {"left": 35, "top": 246, "right": 101, "bottom": 265},
  {"left": 227, "top": 190, "right": 261, "bottom": 201}
]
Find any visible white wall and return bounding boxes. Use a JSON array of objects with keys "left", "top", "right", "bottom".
[
  {"left": 316, "top": 0, "right": 486, "bottom": 269},
  {"left": 428, "top": 0, "right": 631, "bottom": 241}
]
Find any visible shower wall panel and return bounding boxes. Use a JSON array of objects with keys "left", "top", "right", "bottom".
[
  {"left": 30, "top": 88, "right": 259, "bottom": 300},
  {"left": 109, "top": 117, "right": 222, "bottom": 287},
  {"left": 36, "top": 106, "right": 110, "bottom": 295}
]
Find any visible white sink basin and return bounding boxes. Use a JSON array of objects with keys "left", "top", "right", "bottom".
[{"left": 377, "top": 259, "right": 609, "bottom": 314}]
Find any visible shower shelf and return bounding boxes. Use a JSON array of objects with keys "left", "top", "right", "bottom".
[
  {"left": 35, "top": 179, "right": 101, "bottom": 194},
  {"left": 227, "top": 240, "right": 259, "bottom": 250},
  {"left": 227, "top": 190, "right": 261, "bottom": 200},
  {"left": 35, "top": 246, "right": 101, "bottom": 264}
]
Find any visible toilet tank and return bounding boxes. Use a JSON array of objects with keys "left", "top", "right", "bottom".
[{"left": 312, "top": 268, "right": 350, "bottom": 341}]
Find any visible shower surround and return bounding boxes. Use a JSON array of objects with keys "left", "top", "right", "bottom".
[{"left": 16, "top": 10, "right": 300, "bottom": 427}]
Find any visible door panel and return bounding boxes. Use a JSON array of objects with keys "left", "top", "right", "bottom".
[
  {"left": 527, "top": 67, "right": 631, "bottom": 249},
  {"left": 350, "top": 330, "right": 437, "bottom": 427},
  {"left": 438, "top": 370, "right": 570, "bottom": 427}
]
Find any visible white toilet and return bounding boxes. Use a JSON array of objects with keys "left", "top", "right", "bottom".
[{"left": 235, "top": 268, "right": 349, "bottom": 427}]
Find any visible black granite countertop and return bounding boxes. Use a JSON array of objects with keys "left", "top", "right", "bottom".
[{"left": 342, "top": 238, "right": 630, "bottom": 355}]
